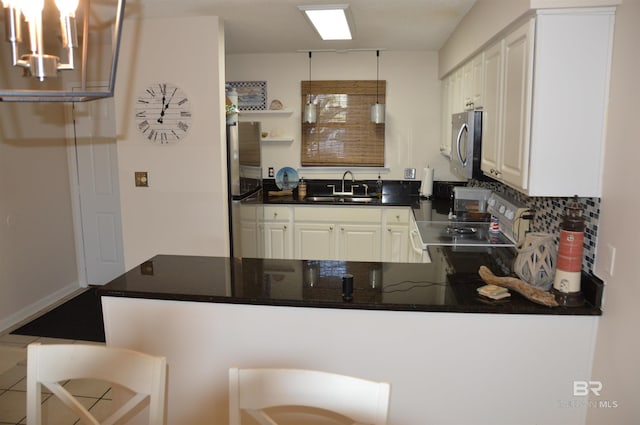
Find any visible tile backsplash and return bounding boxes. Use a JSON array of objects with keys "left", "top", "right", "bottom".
[{"left": 469, "top": 180, "right": 600, "bottom": 274}]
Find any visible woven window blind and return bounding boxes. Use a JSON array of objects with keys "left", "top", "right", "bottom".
[{"left": 301, "top": 80, "right": 385, "bottom": 167}]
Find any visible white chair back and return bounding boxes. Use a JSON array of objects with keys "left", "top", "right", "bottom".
[
  {"left": 229, "top": 367, "right": 390, "bottom": 425},
  {"left": 27, "top": 343, "right": 166, "bottom": 425}
]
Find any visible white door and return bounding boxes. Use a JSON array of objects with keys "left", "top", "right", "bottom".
[{"left": 68, "top": 94, "right": 125, "bottom": 285}]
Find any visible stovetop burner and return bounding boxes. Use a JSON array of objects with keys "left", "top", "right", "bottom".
[
  {"left": 416, "top": 221, "right": 514, "bottom": 249},
  {"left": 446, "top": 226, "right": 478, "bottom": 236}
]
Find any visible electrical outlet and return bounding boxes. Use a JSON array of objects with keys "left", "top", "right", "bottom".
[
  {"left": 404, "top": 168, "right": 416, "bottom": 179},
  {"left": 268, "top": 167, "right": 274, "bottom": 178}
]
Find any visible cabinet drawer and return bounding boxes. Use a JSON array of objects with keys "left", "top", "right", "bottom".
[
  {"left": 384, "top": 208, "right": 410, "bottom": 224},
  {"left": 239, "top": 205, "right": 257, "bottom": 220},
  {"left": 263, "top": 206, "right": 292, "bottom": 221},
  {"left": 295, "top": 206, "right": 381, "bottom": 223}
]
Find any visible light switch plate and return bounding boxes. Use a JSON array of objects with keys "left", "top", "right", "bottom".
[
  {"left": 404, "top": 168, "right": 416, "bottom": 179},
  {"left": 135, "top": 172, "right": 149, "bottom": 187}
]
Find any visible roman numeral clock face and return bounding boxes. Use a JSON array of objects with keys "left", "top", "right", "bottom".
[{"left": 135, "top": 83, "right": 192, "bottom": 144}]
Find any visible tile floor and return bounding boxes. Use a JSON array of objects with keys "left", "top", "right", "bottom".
[{"left": 0, "top": 332, "right": 113, "bottom": 425}]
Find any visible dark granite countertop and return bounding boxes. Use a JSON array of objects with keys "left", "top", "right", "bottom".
[
  {"left": 260, "top": 179, "right": 422, "bottom": 207},
  {"left": 98, "top": 254, "right": 602, "bottom": 316}
]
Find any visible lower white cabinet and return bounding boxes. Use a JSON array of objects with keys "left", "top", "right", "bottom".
[
  {"left": 337, "top": 223, "right": 382, "bottom": 262},
  {"left": 255, "top": 205, "right": 417, "bottom": 262},
  {"left": 294, "top": 222, "right": 336, "bottom": 260},
  {"left": 294, "top": 206, "right": 383, "bottom": 262},
  {"left": 261, "top": 206, "right": 293, "bottom": 259},
  {"left": 238, "top": 204, "right": 262, "bottom": 258},
  {"left": 382, "top": 208, "right": 410, "bottom": 263}
]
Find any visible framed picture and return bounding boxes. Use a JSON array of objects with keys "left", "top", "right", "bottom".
[{"left": 227, "top": 81, "right": 267, "bottom": 111}]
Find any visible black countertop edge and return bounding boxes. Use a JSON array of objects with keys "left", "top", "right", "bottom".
[
  {"left": 97, "top": 289, "right": 601, "bottom": 316},
  {"left": 96, "top": 255, "right": 601, "bottom": 317},
  {"left": 260, "top": 196, "right": 419, "bottom": 207}
]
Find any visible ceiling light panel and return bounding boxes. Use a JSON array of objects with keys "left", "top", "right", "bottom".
[{"left": 298, "top": 4, "right": 353, "bottom": 40}]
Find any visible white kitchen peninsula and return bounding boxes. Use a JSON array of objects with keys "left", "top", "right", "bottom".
[{"left": 100, "top": 255, "right": 601, "bottom": 425}]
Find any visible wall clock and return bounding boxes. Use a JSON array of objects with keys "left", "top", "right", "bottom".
[{"left": 135, "top": 82, "right": 192, "bottom": 144}]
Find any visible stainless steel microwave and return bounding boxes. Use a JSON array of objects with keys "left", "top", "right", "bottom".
[{"left": 450, "top": 111, "right": 483, "bottom": 180}]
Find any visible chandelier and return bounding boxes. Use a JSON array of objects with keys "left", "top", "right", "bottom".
[{"left": 1, "top": 0, "right": 125, "bottom": 102}]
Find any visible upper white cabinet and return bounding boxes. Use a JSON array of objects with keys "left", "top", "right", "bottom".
[
  {"left": 463, "top": 53, "right": 484, "bottom": 111},
  {"left": 480, "top": 8, "right": 615, "bottom": 197},
  {"left": 441, "top": 52, "right": 484, "bottom": 158},
  {"left": 439, "top": 75, "right": 452, "bottom": 158},
  {"left": 482, "top": 19, "right": 534, "bottom": 190}
]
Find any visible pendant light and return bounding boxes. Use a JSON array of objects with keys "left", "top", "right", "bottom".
[
  {"left": 370, "top": 50, "right": 385, "bottom": 124},
  {"left": 0, "top": 0, "right": 126, "bottom": 102},
  {"left": 303, "top": 51, "right": 317, "bottom": 124}
]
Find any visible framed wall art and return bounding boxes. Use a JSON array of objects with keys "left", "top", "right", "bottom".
[{"left": 227, "top": 81, "right": 267, "bottom": 111}]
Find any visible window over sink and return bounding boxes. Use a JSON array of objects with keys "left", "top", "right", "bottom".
[{"left": 300, "top": 80, "right": 385, "bottom": 167}]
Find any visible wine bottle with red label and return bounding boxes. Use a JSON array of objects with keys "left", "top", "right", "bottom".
[{"left": 552, "top": 196, "right": 586, "bottom": 306}]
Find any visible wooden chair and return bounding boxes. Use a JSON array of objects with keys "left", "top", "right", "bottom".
[
  {"left": 228, "top": 367, "right": 390, "bottom": 425},
  {"left": 27, "top": 343, "right": 167, "bottom": 425}
]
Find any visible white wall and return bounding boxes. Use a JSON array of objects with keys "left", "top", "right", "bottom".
[
  {"left": 104, "top": 296, "right": 599, "bottom": 425},
  {"left": 226, "top": 51, "right": 458, "bottom": 182},
  {"left": 0, "top": 102, "right": 80, "bottom": 331},
  {"left": 589, "top": 1, "right": 640, "bottom": 423},
  {"left": 439, "top": 0, "right": 530, "bottom": 77},
  {"left": 114, "top": 16, "right": 229, "bottom": 269}
]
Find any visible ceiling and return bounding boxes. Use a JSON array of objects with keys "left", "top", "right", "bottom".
[{"left": 134, "top": 0, "right": 476, "bottom": 54}]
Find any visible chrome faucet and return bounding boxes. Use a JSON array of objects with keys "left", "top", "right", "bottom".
[
  {"left": 341, "top": 170, "right": 355, "bottom": 194},
  {"left": 330, "top": 170, "right": 357, "bottom": 196}
]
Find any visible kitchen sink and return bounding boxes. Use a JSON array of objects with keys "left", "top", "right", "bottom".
[
  {"left": 306, "top": 196, "right": 338, "bottom": 202},
  {"left": 343, "top": 196, "right": 376, "bottom": 203},
  {"left": 305, "top": 195, "right": 377, "bottom": 203}
]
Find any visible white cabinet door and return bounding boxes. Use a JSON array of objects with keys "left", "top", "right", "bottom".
[
  {"left": 480, "top": 18, "right": 533, "bottom": 191},
  {"left": 262, "top": 206, "right": 293, "bottom": 259},
  {"left": 440, "top": 75, "right": 452, "bottom": 158},
  {"left": 240, "top": 221, "right": 259, "bottom": 258},
  {"left": 263, "top": 222, "right": 291, "bottom": 259},
  {"left": 384, "top": 225, "right": 409, "bottom": 263},
  {"left": 479, "top": 9, "right": 613, "bottom": 196},
  {"left": 462, "top": 56, "right": 484, "bottom": 111},
  {"left": 481, "top": 40, "right": 503, "bottom": 178},
  {"left": 450, "top": 68, "right": 464, "bottom": 114},
  {"left": 382, "top": 207, "right": 410, "bottom": 263},
  {"left": 294, "top": 223, "right": 335, "bottom": 260},
  {"left": 338, "top": 224, "right": 382, "bottom": 262},
  {"left": 470, "top": 52, "right": 485, "bottom": 109},
  {"left": 500, "top": 19, "right": 533, "bottom": 190}
]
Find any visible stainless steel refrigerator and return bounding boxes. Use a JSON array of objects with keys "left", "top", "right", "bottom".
[{"left": 227, "top": 121, "right": 262, "bottom": 257}]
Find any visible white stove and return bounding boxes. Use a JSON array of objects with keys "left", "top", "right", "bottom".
[
  {"left": 486, "top": 192, "right": 530, "bottom": 244},
  {"left": 415, "top": 191, "right": 531, "bottom": 249}
]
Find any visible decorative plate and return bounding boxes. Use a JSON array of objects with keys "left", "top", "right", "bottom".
[{"left": 275, "top": 167, "right": 299, "bottom": 190}]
